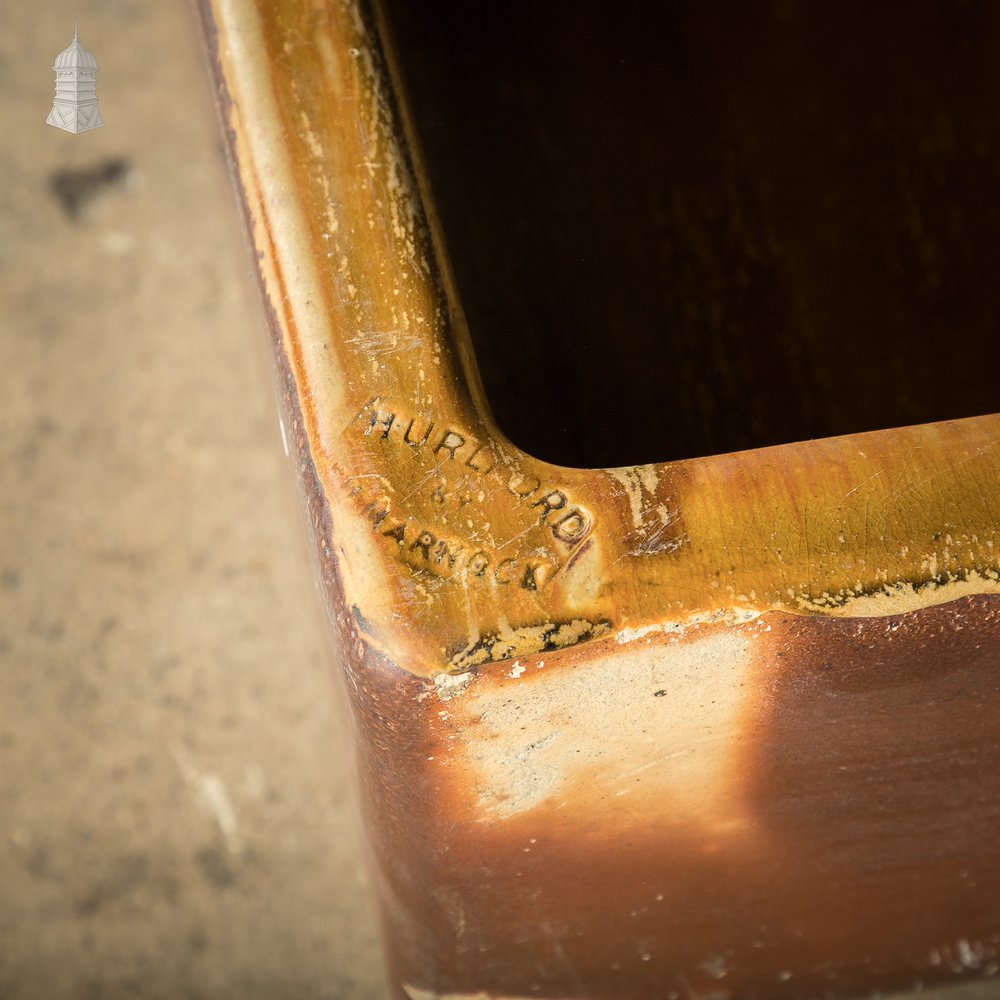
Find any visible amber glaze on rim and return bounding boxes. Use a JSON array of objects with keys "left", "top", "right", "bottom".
[{"left": 197, "top": 0, "right": 1000, "bottom": 680}]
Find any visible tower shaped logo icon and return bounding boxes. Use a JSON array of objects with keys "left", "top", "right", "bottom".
[{"left": 46, "top": 25, "right": 105, "bottom": 133}]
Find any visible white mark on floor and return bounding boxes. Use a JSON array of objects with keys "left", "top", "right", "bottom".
[{"left": 172, "top": 745, "right": 242, "bottom": 854}]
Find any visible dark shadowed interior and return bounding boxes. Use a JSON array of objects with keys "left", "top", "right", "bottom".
[{"left": 379, "top": 0, "right": 1000, "bottom": 468}]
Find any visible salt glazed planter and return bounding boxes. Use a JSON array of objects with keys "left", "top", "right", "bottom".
[{"left": 198, "top": 2, "right": 1000, "bottom": 997}]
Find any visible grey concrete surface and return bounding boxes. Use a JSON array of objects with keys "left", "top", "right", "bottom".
[
  {"left": 1, "top": 2, "right": 386, "bottom": 997},
  {"left": 0, "top": 2, "right": 997, "bottom": 999}
]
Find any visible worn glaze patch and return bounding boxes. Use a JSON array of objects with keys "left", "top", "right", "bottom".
[
  {"left": 442, "top": 624, "right": 763, "bottom": 830},
  {"left": 606, "top": 464, "right": 685, "bottom": 557}
]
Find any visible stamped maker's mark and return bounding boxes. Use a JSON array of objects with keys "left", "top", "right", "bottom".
[{"left": 352, "top": 398, "right": 594, "bottom": 587}]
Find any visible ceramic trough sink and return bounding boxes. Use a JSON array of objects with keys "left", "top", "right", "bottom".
[{"left": 198, "top": 1, "right": 1000, "bottom": 996}]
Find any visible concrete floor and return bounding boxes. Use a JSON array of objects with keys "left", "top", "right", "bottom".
[
  {"left": 0, "top": 2, "right": 996, "bottom": 999},
  {"left": 1, "top": 2, "right": 385, "bottom": 997}
]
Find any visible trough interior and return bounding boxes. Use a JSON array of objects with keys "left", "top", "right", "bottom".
[{"left": 381, "top": 0, "right": 1000, "bottom": 468}]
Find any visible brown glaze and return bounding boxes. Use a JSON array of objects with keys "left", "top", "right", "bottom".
[
  {"left": 354, "top": 598, "right": 1000, "bottom": 999},
  {"left": 196, "top": 1, "right": 1000, "bottom": 996}
]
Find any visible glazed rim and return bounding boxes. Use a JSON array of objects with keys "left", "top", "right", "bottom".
[{"left": 200, "top": 0, "right": 1000, "bottom": 675}]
